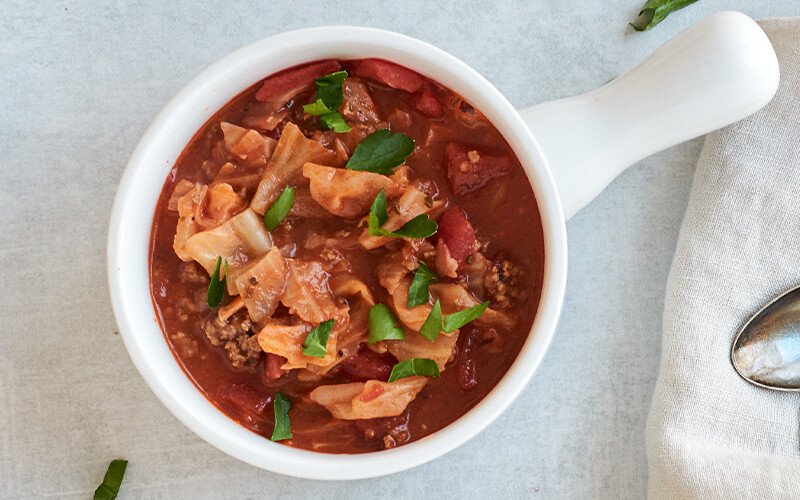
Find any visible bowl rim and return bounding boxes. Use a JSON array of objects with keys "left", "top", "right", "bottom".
[{"left": 107, "top": 25, "right": 568, "bottom": 480}]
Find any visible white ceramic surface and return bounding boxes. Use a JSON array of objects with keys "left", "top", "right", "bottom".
[
  {"left": 520, "top": 11, "right": 779, "bottom": 218},
  {"left": 107, "top": 12, "right": 777, "bottom": 479}
]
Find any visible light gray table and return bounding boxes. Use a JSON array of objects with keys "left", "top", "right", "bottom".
[{"left": 2, "top": 1, "right": 798, "bottom": 498}]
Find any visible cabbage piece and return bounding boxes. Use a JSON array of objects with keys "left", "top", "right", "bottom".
[
  {"left": 218, "top": 296, "right": 245, "bottom": 322},
  {"left": 173, "top": 183, "right": 205, "bottom": 261},
  {"left": 389, "top": 276, "right": 431, "bottom": 332},
  {"left": 329, "top": 273, "right": 375, "bottom": 359},
  {"left": 234, "top": 247, "right": 288, "bottom": 323},
  {"left": 221, "top": 122, "right": 261, "bottom": 158},
  {"left": 281, "top": 259, "right": 346, "bottom": 324},
  {"left": 376, "top": 244, "right": 419, "bottom": 295},
  {"left": 434, "top": 239, "right": 458, "bottom": 278},
  {"left": 429, "top": 283, "right": 514, "bottom": 330},
  {"left": 193, "top": 183, "right": 246, "bottom": 230},
  {"left": 173, "top": 182, "right": 246, "bottom": 262},
  {"left": 184, "top": 208, "right": 273, "bottom": 294},
  {"left": 250, "top": 123, "right": 337, "bottom": 214},
  {"left": 302, "top": 163, "right": 407, "bottom": 219},
  {"left": 256, "top": 320, "right": 337, "bottom": 370},
  {"left": 213, "top": 162, "right": 266, "bottom": 194},
  {"left": 386, "top": 329, "right": 458, "bottom": 371},
  {"left": 309, "top": 377, "right": 427, "bottom": 420},
  {"left": 330, "top": 273, "right": 375, "bottom": 306},
  {"left": 341, "top": 78, "right": 382, "bottom": 125},
  {"left": 287, "top": 186, "right": 330, "bottom": 219},
  {"left": 167, "top": 179, "right": 198, "bottom": 211},
  {"left": 358, "top": 184, "right": 444, "bottom": 250}
]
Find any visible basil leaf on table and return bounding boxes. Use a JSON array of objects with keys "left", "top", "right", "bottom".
[
  {"left": 368, "top": 303, "right": 406, "bottom": 343},
  {"left": 387, "top": 358, "right": 441, "bottom": 382},
  {"left": 346, "top": 129, "right": 415, "bottom": 175},
  {"left": 263, "top": 186, "right": 295, "bottom": 231},
  {"left": 443, "top": 301, "right": 490, "bottom": 333},
  {"left": 419, "top": 299, "right": 443, "bottom": 341},
  {"left": 367, "top": 190, "right": 438, "bottom": 239},
  {"left": 93, "top": 459, "right": 127, "bottom": 500},
  {"left": 271, "top": 393, "right": 292, "bottom": 441},
  {"left": 407, "top": 261, "right": 437, "bottom": 307},
  {"left": 630, "top": 0, "right": 699, "bottom": 31},
  {"left": 205, "top": 256, "right": 228, "bottom": 308},
  {"left": 302, "top": 319, "right": 335, "bottom": 358}
]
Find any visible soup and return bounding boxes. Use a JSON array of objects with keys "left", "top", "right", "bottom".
[{"left": 149, "top": 59, "right": 544, "bottom": 453}]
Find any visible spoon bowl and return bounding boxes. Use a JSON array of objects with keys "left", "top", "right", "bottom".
[{"left": 731, "top": 284, "right": 800, "bottom": 391}]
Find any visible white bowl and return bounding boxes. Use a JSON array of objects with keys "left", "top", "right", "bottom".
[{"left": 108, "top": 16, "right": 778, "bottom": 479}]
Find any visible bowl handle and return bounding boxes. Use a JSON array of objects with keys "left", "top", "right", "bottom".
[{"left": 518, "top": 11, "right": 779, "bottom": 220}]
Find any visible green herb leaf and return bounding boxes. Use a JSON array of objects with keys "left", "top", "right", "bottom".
[
  {"left": 368, "top": 190, "right": 438, "bottom": 239},
  {"left": 443, "top": 301, "right": 490, "bottom": 333},
  {"left": 303, "top": 98, "right": 333, "bottom": 115},
  {"left": 389, "top": 214, "right": 438, "bottom": 239},
  {"left": 314, "top": 71, "right": 347, "bottom": 111},
  {"left": 302, "top": 319, "right": 335, "bottom": 358},
  {"left": 346, "top": 129, "right": 415, "bottom": 174},
  {"left": 319, "top": 112, "right": 352, "bottom": 133},
  {"left": 93, "top": 459, "right": 127, "bottom": 500},
  {"left": 419, "top": 299, "right": 443, "bottom": 341},
  {"left": 271, "top": 393, "right": 292, "bottom": 441},
  {"left": 368, "top": 189, "right": 390, "bottom": 233},
  {"left": 205, "top": 256, "right": 228, "bottom": 308},
  {"left": 387, "top": 358, "right": 441, "bottom": 382},
  {"left": 407, "top": 261, "right": 437, "bottom": 307},
  {"left": 264, "top": 186, "right": 295, "bottom": 231},
  {"left": 303, "top": 71, "right": 351, "bottom": 133},
  {"left": 368, "top": 304, "right": 406, "bottom": 343},
  {"left": 630, "top": 0, "right": 699, "bottom": 31},
  {"left": 303, "top": 70, "right": 348, "bottom": 114},
  {"left": 316, "top": 70, "right": 348, "bottom": 109}
]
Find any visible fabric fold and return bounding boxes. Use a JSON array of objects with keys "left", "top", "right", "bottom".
[{"left": 646, "top": 19, "right": 800, "bottom": 499}]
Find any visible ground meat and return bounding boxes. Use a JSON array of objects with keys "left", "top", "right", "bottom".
[
  {"left": 201, "top": 312, "right": 261, "bottom": 368},
  {"left": 484, "top": 259, "right": 525, "bottom": 309},
  {"left": 319, "top": 248, "right": 351, "bottom": 273},
  {"left": 180, "top": 261, "right": 210, "bottom": 286},
  {"left": 353, "top": 413, "right": 411, "bottom": 449},
  {"left": 170, "top": 330, "right": 199, "bottom": 359}
]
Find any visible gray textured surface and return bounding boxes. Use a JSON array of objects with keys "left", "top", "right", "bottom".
[{"left": 1, "top": 1, "right": 797, "bottom": 498}]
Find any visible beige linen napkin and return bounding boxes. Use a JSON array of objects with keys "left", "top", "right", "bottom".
[{"left": 646, "top": 19, "right": 800, "bottom": 499}]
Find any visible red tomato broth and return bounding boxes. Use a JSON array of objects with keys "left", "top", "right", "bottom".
[{"left": 149, "top": 59, "right": 545, "bottom": 453}]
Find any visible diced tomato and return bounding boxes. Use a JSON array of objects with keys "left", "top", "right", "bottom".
[
  {"left": 412, "top": 83, "right": 444, "bottom": 118},
  {"left": 438, "top": 207, "right": 476, "bottom": 266},
  {"left": 349, "top": 59, "right": 424, "bottom": 93},
  {"left": 359, "top": 384, "right": 386, "bottom": 403},
  {"left": 221, "top": 384, "right": 271, "bottom": 422},
  {"left": 340, "top": 346, "right": 397, "bottom": 382},
  {"left": 262, "top": 353, "right": 287, "bottom": 383},
  {"left": 443, "top": 142, "right": 514, "bottom": 195},
  {"left": 254, "top": 60, "right": 341, "bottom": 105}
]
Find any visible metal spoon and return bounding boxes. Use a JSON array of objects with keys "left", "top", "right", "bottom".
[{"left": 731, "top": 284, "right": 800, "bottom": 391}]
